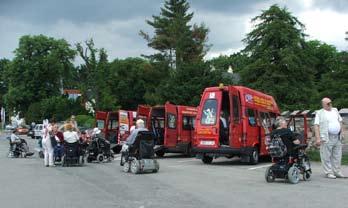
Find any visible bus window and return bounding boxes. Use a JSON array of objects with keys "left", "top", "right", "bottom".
[
  {"left": 167, "top": 113, "right": 177, "bottom": 129},
  {"left": 96, "top": 120, "right": 105, "bottom": 129},
  {"left": 246, "top": 109, "right": 257, "bottom": 126},
  {"left": 183, "top": 116, "right": 195, "bottom": 130},
  {"left": 232, "top": 95, "right": 240, "bottom": 124},
  {"left": 201, "top": 99, "right": 217, "bottom": 125}
]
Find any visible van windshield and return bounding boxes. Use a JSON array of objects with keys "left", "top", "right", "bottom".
[{"left": 201, "top": 99, "right": 217, "bottom": 125}]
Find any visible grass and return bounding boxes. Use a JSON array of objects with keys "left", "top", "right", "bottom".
[{"left": 307, "top": 149, "right": 348, "bottom": 165}]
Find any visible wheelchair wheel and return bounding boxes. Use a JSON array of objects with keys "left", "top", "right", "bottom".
[
  {"left": 303, "top": 171, "right": 311, "bottom": 181},
  {"left": 97, "top": 154, "right": 104, "bottom": 163},
  {"left": 61, "top": 155, "right": 66, "bottom": 167},
  {"left": 79, "top": 156, "right": 85, "bottom": 166},
  {"left": 287, "top": 166, "right": 300, "bottom": 184},
  {"left": 120, "top": 155, "right": 126, "bottom": 166},
  {"left": 130, "top": 160, "right": 140, "bottom": 174},
  {"left": 155, "top": 150, "right": 165, "bottom": 157},
  {"left": 123, "top": 161, "right": 130, "bottom": 173},
  {"left": 265, "top": 166, "right": 275, "bottom": 183}
]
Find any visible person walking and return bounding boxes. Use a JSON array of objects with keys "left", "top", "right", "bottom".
[
  {"left": 314, "top": 97, "right": 344, "bottom": 179},
  {"left": 42, "top": 120, "right": 54, "bottom": 167}
]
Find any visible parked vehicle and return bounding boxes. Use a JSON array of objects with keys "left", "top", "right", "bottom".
[
  {"left": 95, "top": 110, "right": 136, "bottom": 153},
  {"left": 193, "top": 85, "right": 280, "bottom": 164},
  {"left": 137, "top": 102, "right": 197, "bottom": 157},
  {"left": 33, "top": 124, "right": 44, "bottom": 139}
]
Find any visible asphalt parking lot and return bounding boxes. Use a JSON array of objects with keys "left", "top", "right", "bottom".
[{"left": 1, "top": 133, "right": 348, "bottom": 208}]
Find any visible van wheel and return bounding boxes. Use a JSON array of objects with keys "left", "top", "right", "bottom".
[
  {"left": 155, "top": 150, "right": 165, "bottom": 157},
  {"left": 202, "top": 155, "right": 213, "bottom": 164},
  {"left": 248, "top": 148, "right": 259, "bottom": 165}
]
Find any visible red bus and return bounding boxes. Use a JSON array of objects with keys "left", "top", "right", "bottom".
[
  {"left": 95, "top": 110, "right": 136, "bottom": 153},
  {"left": 193, "top": 85, "right": 280, "bottom": 164},
  {"left": 137, "top": 102, "right": 197, "bottom": 157}
]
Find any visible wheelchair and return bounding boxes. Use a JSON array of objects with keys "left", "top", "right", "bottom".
[
  {"left": 120, "top": 131, "right": 159, "bottom": 174},
  {"left": 265, "top": 136, "right": 311, "bottom": 184}
]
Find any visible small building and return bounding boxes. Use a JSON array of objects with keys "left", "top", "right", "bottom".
[{"left": 63, "top": 89, "right": 81, "bottom": 100}]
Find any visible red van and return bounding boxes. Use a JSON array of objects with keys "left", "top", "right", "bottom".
[
  {"left": 137, "top": 102, "right": 197, "bottom": 157},
  {"left": 193, "top": 85, "right": 280, "bottom": 164},
  {"left": 95, "top": 110, "right": 136, "bottom": 153}
]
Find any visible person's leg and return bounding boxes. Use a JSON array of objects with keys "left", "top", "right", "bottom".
[
  {"left": 48, "top": 145, "right": 54, "bottom": 166},
  {"left": 42, "top": 140, "right": 49, "bottom": 166},
  {"left": 331, "top": 135, "right": 343, "bottom": 176},
  {"left": 320, "top": 141, "right": 334, "bottom": 176}
]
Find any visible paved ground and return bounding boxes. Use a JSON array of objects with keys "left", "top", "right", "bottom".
[{"left": 1, "top": 132, "right": 348, "bottom": 208}]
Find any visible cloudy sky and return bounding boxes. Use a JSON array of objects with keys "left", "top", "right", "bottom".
[{"left": 0, "top": 0, "right": 347, "bottom": 61}]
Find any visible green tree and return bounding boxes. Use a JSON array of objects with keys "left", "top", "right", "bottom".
[
  {"left": 76, "top": 39, "right": 117, "bottom": 111},
  {"left": 4, "top": 35, "right": 76, "bottom": 114},
  {"left": 0, "top": 58, "right": 10, "bottom": 106},
  {"left": 241, "top": 5, "right": 316, "bottom": 110},
  {"left": 319, "top": 51, "right": 348, "bottom": 108},
  {"left": 140, "top": 0, "right": 213, "bottom": 106},
  {"left": 140, "top": 0, "right": 209, "bottom": 69}
]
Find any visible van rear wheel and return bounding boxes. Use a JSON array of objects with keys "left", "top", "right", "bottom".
[
  {"left": 202, "top": 155, "right": 213, "bottom": 164},
  {"left": 248, "top": 148, "right": 259, "bottom": 165}
]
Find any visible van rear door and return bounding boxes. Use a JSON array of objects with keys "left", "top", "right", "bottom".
[
  {"left": 230, "top": 88, "right": 242, "bottom": 148},
  {"left": 164, "top": 103, "right": 178, "bottom": 148},
  {"left": 137, "top": 105, "right": 151, "bottom": 128},
  {"left": 118, "top": 110, "right": 130, "bottom": 144}
]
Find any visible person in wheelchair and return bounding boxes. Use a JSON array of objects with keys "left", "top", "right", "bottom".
[
  {"left": 270, "top": 116, "right": 301, "bottom": 156},
  {"left": 120, "top": 119, "right": 159, "bottom": 174},
  {"left": 9, "top": 130, "right": 33, "bottom": 157},
  {"left": 121, "top": 119, "right": 148, "bottom": 152},
  {"left": 62, "top": 123, "right": 84, "bottom": 166},
  {"left": 266, "top": 116, "right": 311, "bottom": 184}
]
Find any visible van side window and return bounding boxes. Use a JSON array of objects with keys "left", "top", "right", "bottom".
[
  {"left": 183, "top": 116, "right": 195, "bottom": 130},
  {"left": 96, "top": 120, "right": 105, "bottom": 129},
  {"left": 201, "top": 99, "right": 217, "bottom": 125},
  {"left": 260, "top": 112, "right": 271, "bottom": 128},
  {"left": 167, "top": 113, "right": 177, "bottom": 129},
  {"left": 232, "top": 95, "right": 240, "bottom": 123},
  {"left": 246, "top": 109, "right": 257, "bottom": 126}
]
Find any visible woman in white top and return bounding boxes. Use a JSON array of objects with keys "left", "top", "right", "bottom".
[{"left": 63, "top": 123, "right": 79, "bottom": 144}]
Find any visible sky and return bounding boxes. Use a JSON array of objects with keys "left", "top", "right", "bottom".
[{"left": 0, "top": 0, "right": 348, "bottom": 61}]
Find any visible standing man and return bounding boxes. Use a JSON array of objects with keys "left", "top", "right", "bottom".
[{"left": 314, "top": 97, "right": 344, "bottom": 179}]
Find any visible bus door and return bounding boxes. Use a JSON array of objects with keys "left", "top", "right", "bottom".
[{"left": 245, "top": 108, "right": 259, "bottom": 147}]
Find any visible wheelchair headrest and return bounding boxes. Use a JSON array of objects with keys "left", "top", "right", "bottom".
[{"left": 136, "top": 131, "right": 155, "bottom": 141}]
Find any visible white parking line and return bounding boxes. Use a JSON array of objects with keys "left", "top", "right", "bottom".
[
  {"left": 248, "top": 164, "right": 272, "bottom": 170},
  {"left": 177, "top": 159, "right": 197, "bottom": 163}
]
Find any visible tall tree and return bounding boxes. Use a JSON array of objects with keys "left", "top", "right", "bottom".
[
  {"left": 319, "top": 51, "right": 348, "bottom": 108},
  {"left": 140, "top": 0, "right": 213, "bottom": 106},
  {"left": 140, "top": 0, "right": 209, "bottom": 69},
  {"left": 76, "top": 39, "right": 117, "bottom": 111},
  {"left": 0, "top": 58, "right": 10, "bottom": 107},
  {"left": 241, "top": 5, "right": 316, "bottom": 110},
  {"left": 4, "top": 35, "right": 76, "bottom": 114}
]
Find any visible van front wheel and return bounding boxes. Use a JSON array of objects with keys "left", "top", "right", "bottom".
[
  {"left": 248, "top": 148, "right": 259, "bottom": 165},
  {"left": 202, "top": 155, "right": 213, "bottom": 164}
]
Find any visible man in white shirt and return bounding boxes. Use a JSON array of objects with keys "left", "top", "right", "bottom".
[{"left": 314, "top": 97, "right": 344, "bottom": 179}]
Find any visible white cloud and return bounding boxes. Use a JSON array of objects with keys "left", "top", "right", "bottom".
[{"left": 299, "top": 9, "right": 348, "bottom": 50}]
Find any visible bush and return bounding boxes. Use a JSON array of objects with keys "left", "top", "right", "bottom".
[
  {"left": 25, "top": 96, "right": 88, "bottom": 123},
  {"left": 75, "top": 115, "right": 95, "bottom": 128}
]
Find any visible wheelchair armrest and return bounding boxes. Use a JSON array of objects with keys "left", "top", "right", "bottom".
[{"left": 293, "top": 144, "right": 308, "bottom": 150}]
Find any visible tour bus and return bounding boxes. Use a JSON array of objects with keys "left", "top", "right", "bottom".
[
  {"left": 95, "top": 110, "right": 137, "bottom": 153},
  {"left": 137, "top": 102, "right": 197, "bottom": 157},
  {"left": 192, "top": 85, "right": 280, "bottom": 164}
]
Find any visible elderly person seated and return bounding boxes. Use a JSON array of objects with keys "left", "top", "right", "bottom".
[
  {"left": 121, "top": 119, "right": 148, "bottom": 152},
  {"left": 271, "top": 116, "right": 300, "bottom": 155},
  {"left": 63, "top": 123, "right": 79, "bottom": 144}
]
